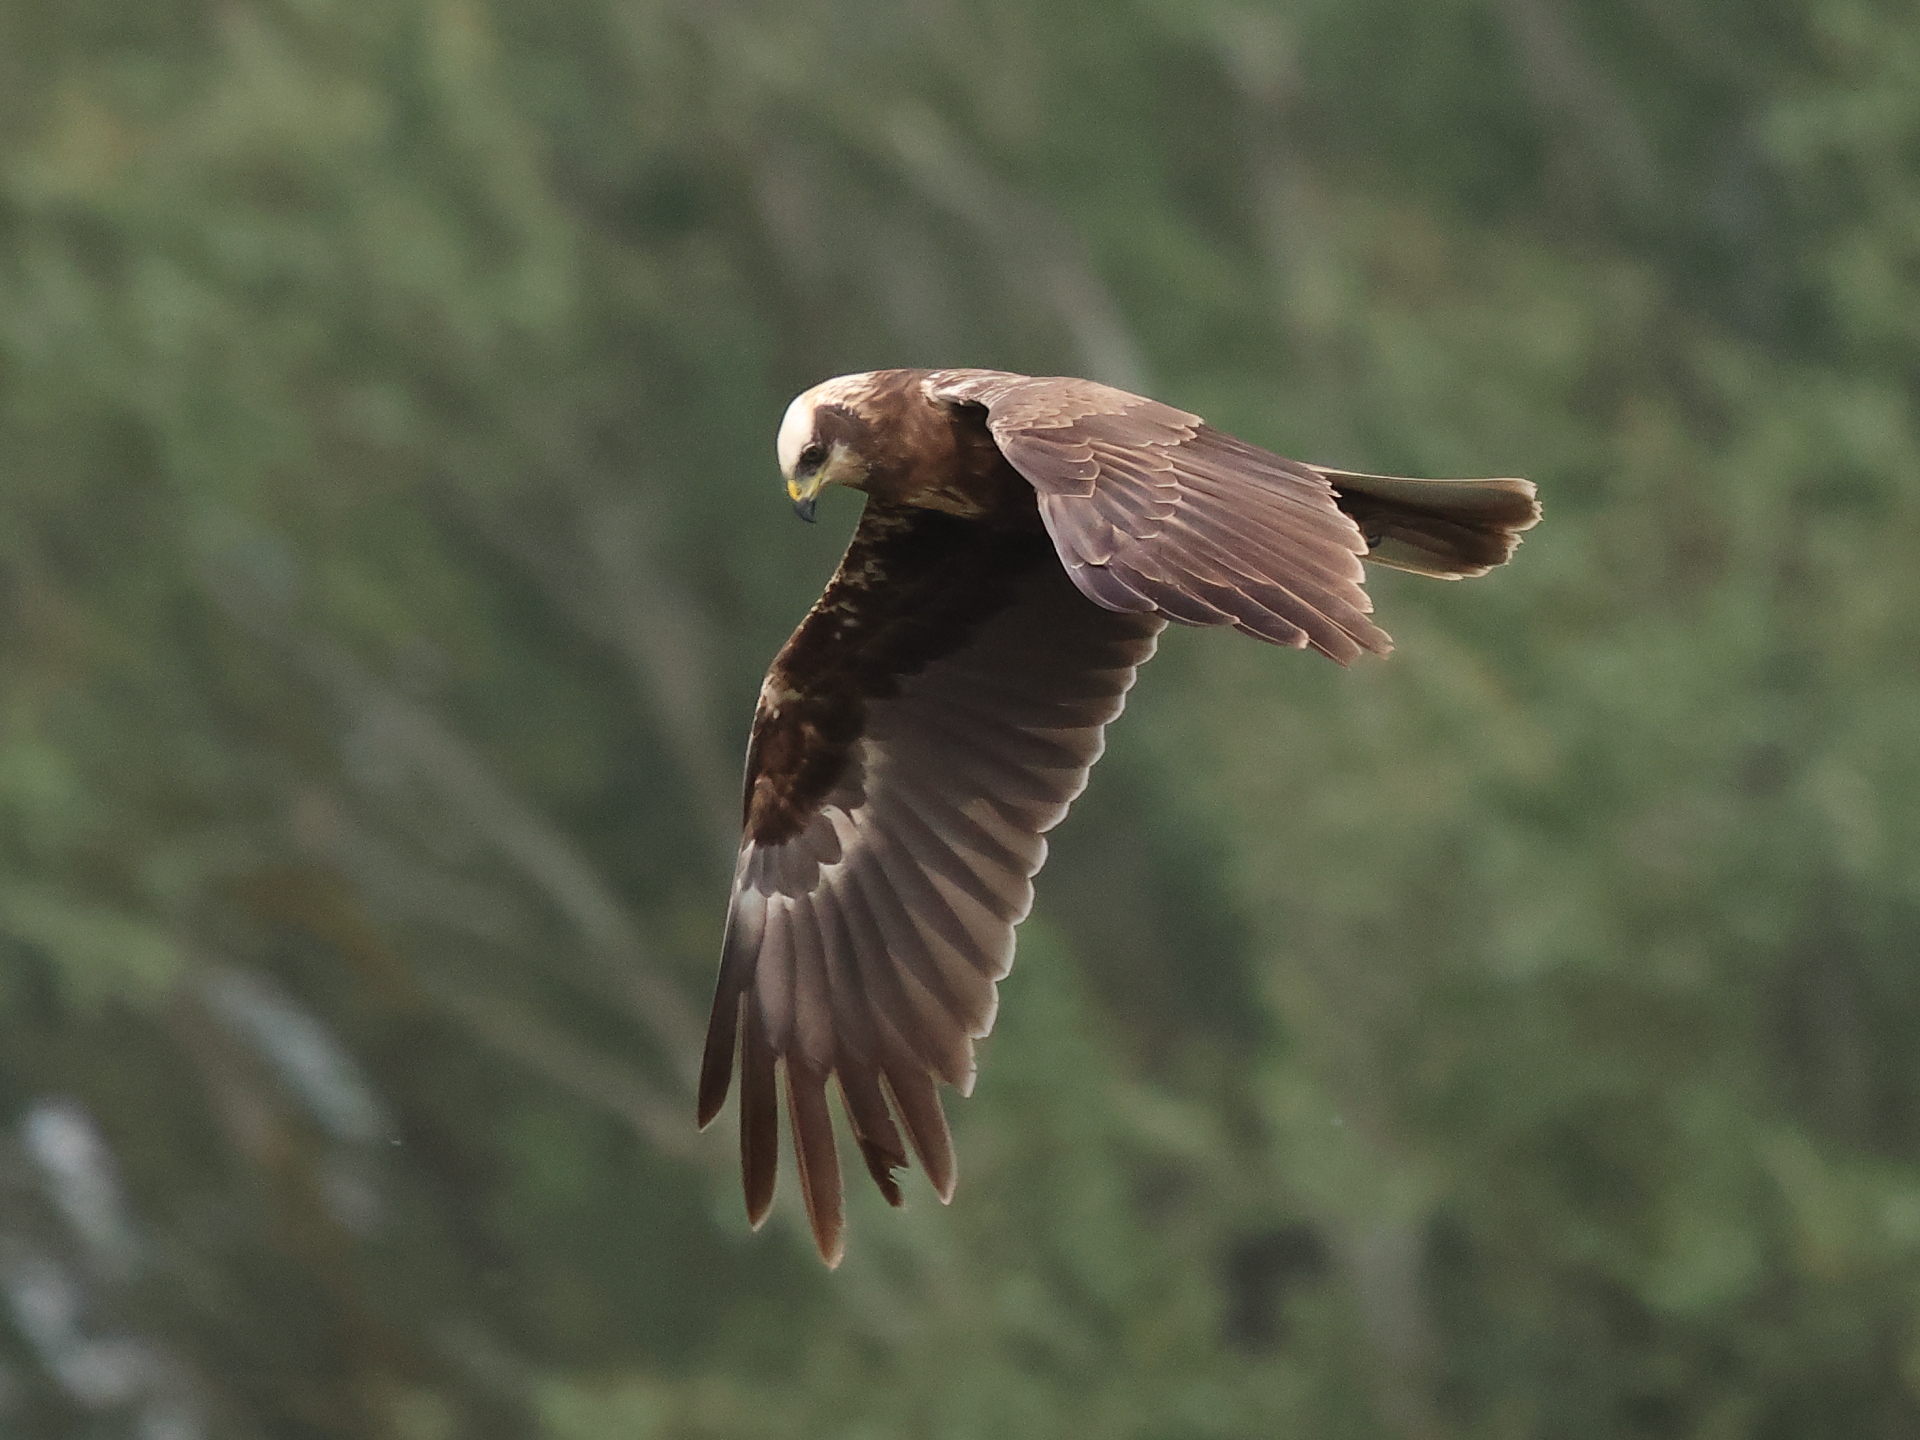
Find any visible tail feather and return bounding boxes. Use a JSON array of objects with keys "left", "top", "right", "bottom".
[{"left": 1313, "top": 469, "right": 1541, "bottom": 580}]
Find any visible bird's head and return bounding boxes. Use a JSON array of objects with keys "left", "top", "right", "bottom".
[{"left": 776, "top": 374, "right": 881, "bottom": 522}]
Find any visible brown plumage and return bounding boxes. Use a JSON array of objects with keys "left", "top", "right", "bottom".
[{"left": 699, "top": 368, "right": 1540, "bottom": 1264}]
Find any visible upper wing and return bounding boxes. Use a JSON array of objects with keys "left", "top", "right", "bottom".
[
  {"left": 698, "top": 501, "right": 1163, "bottom": 1265},
  {"left": 922, "top": 369, "right": 1391, "bottom": 663}
]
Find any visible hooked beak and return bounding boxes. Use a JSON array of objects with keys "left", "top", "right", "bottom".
[{"left": 787, "top": 473, "right": 824, "bottom": 523}]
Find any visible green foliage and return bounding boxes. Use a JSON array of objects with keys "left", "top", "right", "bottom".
[{"left": 3, "top": 0, "right": 1919, "bottom": 1436}]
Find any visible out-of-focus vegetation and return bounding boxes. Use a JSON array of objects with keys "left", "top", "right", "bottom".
[{"left": 3, "top": 0, "right": 1918, "bottom": 1435}]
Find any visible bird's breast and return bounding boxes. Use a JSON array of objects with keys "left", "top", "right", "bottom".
[{"left": 883, "top": 449, "right": 1041, "bottom": 529}]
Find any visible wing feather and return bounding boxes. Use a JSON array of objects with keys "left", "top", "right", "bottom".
[
  {"left": 740, "top": 999, "right": 780, "bottom": 1228},
  {"left": 701, "top": 503, "right": 1161, "bottom": 1263},
  {"left": 787, "top": 895, "right": 839, "bottom": 1070},
  {"left": 820, "top": 868, "right": 948, "bottom": 1075},
  {"left": 844, "top": 830, "right": 988, "bottom": 1049},
  {"left": 875, "top": 785, "right": 1030, "bottom": 945},
  {"left": 784, "top": 1059, "right": 844, "bottom": 1266},
  {"left": 1069, "top": 558, "right": 1160, "bottom": 615},
  {"left": 924, "top": 369, "right": 1391, "bottom": 661},
  {"left": 836, "top": 1066, "right": 907, "bottom": 1205},
  {"left": 814, "top": 883, "right": 879, "bottom": 1065},
  {"left": 752, "top": 906, "right": 797, "bottom": 1056},
  {"left": 880, "top": 1034, "right": 957, "bottom": 1202}
]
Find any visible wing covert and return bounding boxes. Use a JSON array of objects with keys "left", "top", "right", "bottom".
[{"left": 923, "top": 369, "right": 1393, "bottom": 663}]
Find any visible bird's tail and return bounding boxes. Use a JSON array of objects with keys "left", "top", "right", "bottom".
[{"left": 1314, "top": 468, "right": 1541, "bottom": 580}]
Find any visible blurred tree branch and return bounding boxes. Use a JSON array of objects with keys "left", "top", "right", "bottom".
[{"left": 307, "top": 638, "right": 705, "bottom": 1074}]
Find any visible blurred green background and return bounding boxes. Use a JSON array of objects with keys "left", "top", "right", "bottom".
[{"left": 3, "top": 0, "right": 1919, "bottom": 1435}]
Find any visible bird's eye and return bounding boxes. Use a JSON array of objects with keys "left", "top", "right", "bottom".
[{"left": 798, "top": 443, "right": 827, "bottom": 473}]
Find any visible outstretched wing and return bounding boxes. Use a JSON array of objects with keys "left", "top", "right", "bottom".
[
  {"left": 698, "top": 501, "right": 1163, "bottom": 1265},
  {"left": 922, "top": 369, "right": 1392, "bottom": 663}
]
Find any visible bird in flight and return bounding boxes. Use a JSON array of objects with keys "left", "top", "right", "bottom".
[{"left": 698, "top": 368, "right": 1539, "bottom": 1265}]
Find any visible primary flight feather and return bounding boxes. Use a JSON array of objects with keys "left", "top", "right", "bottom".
[{"left": 698, "top": 368, "right": 1540, "bottom": 1265}]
